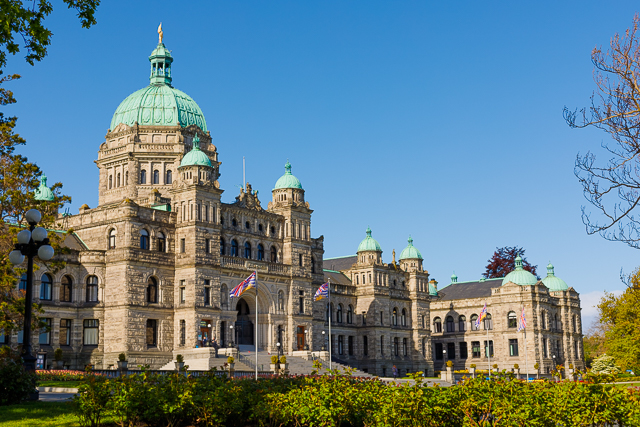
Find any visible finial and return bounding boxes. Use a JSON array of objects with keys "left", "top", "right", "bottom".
[
  {"left": 547, "top": 261, "right": 554, "bottom": 276},
  {"left": 451, "top": 271, "right": 458, "bottom": 283},
  {"left": 515, "top": 254, "right": 523, "bottom": 270},
  {"left": 366, "top": 226, "right": 372, "bottom": 237},
  {"left": 40, "top": 175, "right": 47, "bottom": 186},
  {"left": 192, "top": 133, "right": 200, "bottom": 150},
  {"left": 158, "top": 23, "right": 163, "bottom": 44},
  {"left": 392, "top": 249, "right": 396, "bottom": 264},
  {"left": 284, "top": 159, "right": 292, "bottom": 174},
  {"left": 407, "top": 235, "right": 413, "bottom": 245}
]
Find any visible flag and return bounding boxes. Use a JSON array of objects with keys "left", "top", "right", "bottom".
[
  {"left": 314, "top": 282, "right": 329, "bottom": 301},
  {"left": 229, "top": 272, "right": 257, "bottom": 299},
  {"left": 517, "top": 306, "right": 527, "bottom": 332},
  {"left": 475, "top": 302, "right": 488, "bottom": 329}
]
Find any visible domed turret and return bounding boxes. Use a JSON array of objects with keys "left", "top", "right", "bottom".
[
  {"left": 399, "top": 236, "right": 423, "bottom": 260},
  {"left": 357, "top": 227, "right": 382, "bottom": 252},
  {"left": 502, "top": 255, "right": 538, "bottom": 286},
  {"left": 34, "top": 175, "right": 55, "bottom": 201},
  {"left": 451, "top": 272, "right": 458, "bottom": 283},
  {"left": 542, "top": 262, "right": 569, "bottom": 291},
  {"left": 180, "top": 134, "right": 211, "bottom": 167},
  {"left": 274, "top": 160, "right": 303, "bottom": 190}
]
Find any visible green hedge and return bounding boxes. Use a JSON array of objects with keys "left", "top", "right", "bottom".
[{"left": 72, "top": 370, "right": 640, "bottom": 427}]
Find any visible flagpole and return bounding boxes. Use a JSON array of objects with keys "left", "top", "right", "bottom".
[
  {"left": 523, "top": 307, "right": 529, "bottom": 382},
  {"left": 255, "top": 271, "right": 258, "bottom": 381},
  {"left": 328, "top": 278, "right": 332, "bottom": 372},
  {"left": 487, "top": 318, "right": 491, "bottom": 379}
]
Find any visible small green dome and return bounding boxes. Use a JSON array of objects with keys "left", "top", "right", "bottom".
[
  {"left": 357, "top": 227, "right": 382, "bottom": 252},
  {"left": 399, "top": 236, "right": 423, "bottom": 260},
  {"left": 429, "top": 282, "right": 438, "bottom": 296},
  {"left": 542, "top": 262, "right": 569, "bottom": 291},
  {"left": 180, "top": 134, "right": 212, "bottom": 167},
  {"left": 274, "top": 160, "right": 303, "bottom": 190},
  {"left": 451, "top": 272, "right": 458, "bottom": 283},
  {"left": 502, "top": 255, "right": 538, "bottom": 286},
  {"left": 110, "top": 42, "right": 207, "bottom": 132},
  {"left": 34, "top": 175, "right": 55, "bottom": 201}
]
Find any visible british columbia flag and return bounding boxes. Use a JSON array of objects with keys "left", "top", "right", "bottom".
[
  {"left": 517, "top": 306, "right": 527, "bottom": 332},
  {"left": 314, "top": 282, "right": 329, "bottom": 301},
  {"left": 475, "top": 302, "right": 488, "bottom": 329},
  {"left": 229, "top": 272, "right": 257, "bottom": 299}
]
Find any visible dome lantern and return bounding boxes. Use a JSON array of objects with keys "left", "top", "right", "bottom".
[
  {"left": 180, "top": 133, "right": 212, "bottom": 167},
  {"left": 34, "top": 175, "right": 55, "bottom": 202},
  {"left": 542, "top": 261, "right": 569, "bottom": 291},
  {"left": 273, "top": 160, "right": 303, "bottom": 190}
]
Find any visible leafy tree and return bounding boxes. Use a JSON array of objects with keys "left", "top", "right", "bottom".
[
  {"left": 564, "top": 14, "right": 640, "bottom": 249},
  {"left": 582, "top": 324, "right": 606, "bottom": 368},
  {"left": 590, "top": 354, "right": 622, "bottom": 375},
  {"left": 597, "top": 267, "right": 640, "bottom": 372},
  {"left": 482, "top": 246, "right": 537, "bottom": 279},
  {"left": 0, "top": 0, "right": 100, "bottom": 71}
]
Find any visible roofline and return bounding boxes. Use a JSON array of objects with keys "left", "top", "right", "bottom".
[
  {"left": 323, "top": 269, "right": 343, "bottom": 274},
  {"left": 323, "top": 255, "right": 356, "bottom": 260}
]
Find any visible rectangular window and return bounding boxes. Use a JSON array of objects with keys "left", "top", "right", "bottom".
[
  {"left": 59, "top": 319, "right": 71, "bottom": 346},
  {"left": 380, "top": 311, "right": 384, "bottom": 326},
  {"left": 83, "top": 319, "right": 99, "bottom": 345},
  {"left": 0, "top": 331, "right": 7, "bottom": 345},
  {"left": 472, "top": 341, "right": 481, "bottom": 358},
  {"left": 17, "top": 330, "right": 23, "bottom": 344},
  {"left": 205, "top": 205, "right": 209, "bottom": 222},
  {"left": 484, "top": 340, "right": 494, "bottom": 358},
  {"left": 363, "top": 335, "right": 368, "bottom": 356},
  {"left": 403, "top": 338, "right": 407, "bottom": 356},
  {"left": 205, "top": 238, "right": 210, "bottom": 254},
  {"left": 61, "top": 280, "right": 72, "bottom": 302},
  {"left": 299, "top": 296, "right": 304, "bottom": 314},
  {"left": 86, "top": 280, "right": 98, "bottom": 302},
  {"left": 180, "top": 285, "right": 186, "bottom": 304},
  {"left": 543, "top": 338, "right": 548, "bottom": 358},
  {"left": 509, "top": 339, "right": 519, "bottom": 356},
  {"left": 348, "top": 336, "right": 354, "bottom": 356},
  {"left": 204, "top": 284, "right": 211, "bottom": 307},
  {"left": 435, "top": 342, "right": 443, "bottom": 360},
  {"left": 380, "top": 336, "right": 384, "bottom": 355},
  {"left": 299, "top": 253, "right": 303, "bottom": 266},
  {"left": 447, "top": 342, "right": 455, "bottom": 359},
  {"left": 146, "top": 319, "right": 157, "bottom": 348},
  {"left": 180, "top": 320, "right": 186, "bottom": 346},
  {"left": 394, "top": 337, "right": 399, "bottom": 356},
  {"left": 460, "top": 342, "right": 468, "bottom": 359},
  {"left": 38, "top": 318, "right": 51, "bottom": 345},
  {"left": 180, "top": 238, "right": 186, "bottom": 253},
  {"left": 338, "top": 335, "right": 344, "bottom": 355}
]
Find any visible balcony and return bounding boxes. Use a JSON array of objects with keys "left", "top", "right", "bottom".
[{"left": 220, "top": 255, "right": 291, "bottom": 275}]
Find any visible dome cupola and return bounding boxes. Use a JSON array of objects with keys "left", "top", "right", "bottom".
[
  {"left": 502, "top": 255, "right": 538, "bottom": 286},
  {"left": 451, "top": 272, "right": 458, "bottom": 283},
  {"left": 399, "top": 236, "right": 423, "bottom": 260},
  {"left": 541, "top": 262, "right": 569, "bottom": 291},
  {"left": 180, "top": 134, "right": 212, "bottom": 167},
  {"left": 274, "top": 160, "right": 303, "bottom": 190},
  {"left": 34, "top": 175, "right": 55, "bottom": 201},
  {"left": 357, "top": 227, "right": 382, "bottom": 253}
]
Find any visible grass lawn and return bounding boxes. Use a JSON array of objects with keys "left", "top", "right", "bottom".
[
  {"left": 0, "top": 401, "right": 79, "bottom": 427},
  {"left": 613, "top": 382, "right": 640, "bottom": 388},
  {"left": 38, "top": 381, "right": 81, "bottom": 388}
]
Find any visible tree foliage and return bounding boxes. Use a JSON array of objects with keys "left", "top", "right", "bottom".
[
  {"left": 582, "top": 324, "right": 606, "bottom": 368},
  {"left": 590, "top": 354, "right": 622, "bottom": 375},
  {"left": 0, "top": 0, "right": 100, "bottom": 71},
  {"left": 564, "top": 14, "right": 640, "bottom": 249},
  {"left": 482, "top": 246, "right": 537, "bottom": 279}
]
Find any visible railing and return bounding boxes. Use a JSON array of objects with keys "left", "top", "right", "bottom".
[
  {"left": 236, "top": 352, "right": 256, "bottom": 370},
  {"left": 88, "top": 369, "right": 271, "bottom": 378},
  {"left": 220, "top": 256, "right": 291, "bottom": 275}
]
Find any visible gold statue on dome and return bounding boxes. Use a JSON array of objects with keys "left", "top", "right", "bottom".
[{"left": 158, "top": 23, "right": 163, "bottom": 44}]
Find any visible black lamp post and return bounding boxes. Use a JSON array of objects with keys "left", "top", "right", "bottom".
[{"left": 9, "top": 209, "right": 54, "bottom": 374}]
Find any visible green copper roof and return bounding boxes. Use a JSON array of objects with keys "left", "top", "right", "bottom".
[
  {"left": 502, "top": 255, "right": 538, "bottom": 286},
  {"left": 180, "top": 134, "right": 212, "bottom": 167},
  {"left": 541, "top": 262, "right": 569, "bottom": 291},
  {"left": 399, "top": 236, "right": 423, "bottom": 260},
  {"left": 110, "top": 42, "right": 207, "bottom": 132},
  {"left": 34, "top": 175, "right": 55, "bottom": 201},
  {"left": 357, "top": 227, "right": 382, "bottom": 252},
  {"left": 274, "top": 160, "right": 303, "bottom": 190},
  {"left": 451, "top": 272, "right": 458, "bottom": 283},
  {"left": 429, "top": 282, "right": 438, "bottom": 296}
]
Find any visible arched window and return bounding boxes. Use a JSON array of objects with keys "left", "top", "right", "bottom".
[
  {"left": 140, "top": 170, "right": 147, "bottom": 184},
  {"left": 108, "top": 229, "right": 116, "bottom": 249},
  {"left": 220, "top": 284, "right": 228, "bottom": 310},
  {"left": 245, "top": 221, "right": 251, "bottom": 230},
  {"left": 555, "top": 313, "right": 559, "bottom": 330},
  {"left": 278, "top": 290, "right": 285, "bottom": 312},
  {"left": 470, "top": 314, "right": 479, "bottom": 331},
  {"left": 392, "top": 308, "right": 398, "bottom": 326},
  {"left": 311, "top": 257, "right": 315, "bottom": 273},
  {"left": 108, "top": 175, "right": 112, "bottom": 189},
  {"left": 541, "top": 311, "right": 547, "bottom": 329},
  {"left": 61, "top": 275, "right": 72, "bottom": 302},
  {"left": 356, "top": 275, "right": 359, "bottom": 285},
  {"left": 422, "top": 337, "right": 426, "bottom": 357},
  {"left": 147, "top": 277, "right": 158, "bottom": 303},
  {"left": 125, "top": 171, "right": 128, "bottom": 185},
  {"left": 40, "top": 273, "right": 52, "bottom": 301},
  {"left": 117, "top": 173, "right": 121, "bottom": 187},
  {"left": 347, "top": 305, "right": 353, "bottom": 324},
  {"left": 18, "top": 273, "right": 27, "bottom": 291},
  {"left": 484, "top": 313, "right": 493, "bottom": 330},
  {"left": 401, "top": 308, "right": 407, "bottom": 326},
  {"left": 508, "top": 311, "right": 517, "bottom": 328},
  {"left": 244, "top": 242, "right": 251, "bottom": 259},
  {"left": 157, "top": 232, "right": 166, "bottom": 252},
  {"left": 458, "top": 315, "right": 466, "bottom": 331},
  {"left": 394, "top": 337, "right": 399, "bottom": 356},
  {"left": 422, "top": 315, "right": 425, "bottom": 328},
  {"left": 257, "top": 244, "right": 264, "bottom": 261},
  {"left": 231, "top": 218, "right": 237, "bottom": 227},
  {"left": 220, "top": 238, "right": 225, "bottom": 255},
  {"left": 434, "top": 317, "right": 442, "bottom": 333},
  {"left": 153, "top": 170, "right": 159, "bottom": 184},
  {"left": 140, "top": 229, "right": 150, "bottom": 250},
  {"left": 403, "top": 338, "right": 407, "bottom": 356},
  {"left": 86, "top": 276, "right": 98, "bottom": 302},
  {"left": 446, "top": 316, "right": 454, "bottom": 332},
  {"left": 270, "top": 246, "right": 277, "bottom": 262},
  {"left": 572, "top": 315, "right": 577, "bottom": 333},
  {"left": 231, "top": 240, "right": 238, "bottom": 257},
  {"left": 337, "top": 304, "right": 343, "bottom": 323},
  {"left": 165, "top": 170, "right": 172, "bottom": 184}
]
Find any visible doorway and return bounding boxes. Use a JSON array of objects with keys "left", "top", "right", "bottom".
[
  {"left": 235, "top": 298, "right": 254, "bottom": 345},
  {"left": 296, "top": 326, "right": 305, "bottom": 351},
  {"left": 200, "top": 319, "right": 211, "bottom": 346}
]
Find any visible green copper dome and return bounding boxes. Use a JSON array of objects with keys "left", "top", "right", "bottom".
[
  {"left": 542, "top": 262, "right": 569, "bottom": 291},
  {"left": 180, "top": 134, "right": 212, "bottom": 167},
  {"left": 109, "top": 41, "right": 207, "bottom": 132},
  {"left": 399, "top": 236, "right": 423, "bottom": 260},
  {"left": 34, "top": 175, "right": 55, "bottom": 201},
  {"left": 357, "top": 227, "right": 382, "bottom": 252},
  {"left": 502, "top": 255, "right": 538, "bottom": 286},
  {"left": 274, "top": 160, "right": 303, "bottom": 190}
]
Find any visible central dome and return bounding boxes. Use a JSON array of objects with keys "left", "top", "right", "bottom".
[{"left": 109, "top": 41, "right": 207, "bottom": 132}]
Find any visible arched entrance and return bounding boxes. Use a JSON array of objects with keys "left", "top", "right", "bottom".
[{"left": 235, "top": 298, "right": 254, "bottom": 345}]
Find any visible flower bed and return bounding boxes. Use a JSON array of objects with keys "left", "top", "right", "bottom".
[{"left": 36, "top": 369, "right": 103, "bottom": 382}]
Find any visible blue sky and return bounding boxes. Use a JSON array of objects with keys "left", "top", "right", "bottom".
[{"left": 4, "top": 1, "right": 640, "bottom": 326}]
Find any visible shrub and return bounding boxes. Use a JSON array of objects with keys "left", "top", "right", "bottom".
[
  {"left": 470, "top": 364, "right": 476, "bottom": 369},
  {"left": 446, "top": 360, "right": 453, "bottom": 368},
  {"left": 534, "top": 363, "right": 540, "bottom": 370},
  {"left": 514, "top": 364, "right": 519, "bottom": 369},
  {"left": 271, "top": 355, "right": 278, "bottom": 364},
  {"left": 492, "top": 364, "right": 498, "bottom": 369},
  {"left": 118, "top": 353, "right": 126, "bottom": 362},
  {"left": 176, "top": 354, "right": 184, "bottom": 363},
  {"left": 279, "top": 356, "right": 286, "bottom": 364},
  {"left": 54, "top": 348, "right": 63, "bottom": 361},
  {"left": 0, "top": 356, "right": 37, "bottom": 406},
  {"left": 591, "top": 354, "right": 622, "bottom": 375},
  {"left": 227, "top": 356, "right": 234, "bottom": 364}
]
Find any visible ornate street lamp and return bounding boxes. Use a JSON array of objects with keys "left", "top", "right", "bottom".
[
  {"left": 229, "top": 324, "right": 234, "bottom": 348},
  {"left": 321, "top": 330, "right": 327, "bottom": 351},
  {"left": 9, "top": 209, "right": 55, "bottom": 373}
]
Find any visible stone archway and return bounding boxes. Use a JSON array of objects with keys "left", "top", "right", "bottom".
[{"left": 235, "top": 298, "right": 254, "bottom": 345}]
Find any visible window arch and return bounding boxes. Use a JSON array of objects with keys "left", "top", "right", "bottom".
[
  {"left": 337, "top": 304, "right": 343, "bottom": 323},
  {"left": 392, "top": 308, "right": 398, "bottom": 326},
  {"left": 140, "top": 229, "right": 150, "bottom": 250},
  {"left": 446, "top": 315, "right": 454, "bottom": 332},
  {"left": 508, "top": 311, "right": 517, "bottom": 328},
  {"left": 220, "top": 238, "right": 225, "bottom": 255},
  {"left": 470, "top": 314, "right": 479, "bottom": 331},
  {"left": 257, "top": 244, "right": 265, "bottom": 261},
  {"left": 140, "top": 170, "right": 147, "bottom": 184},
  {"left": 86, "top": 275, "right": 98, "bottom": 302},
  {"left": 278, "top": 290, "right": 285, "bottom": 312},
  {"left": 458, "top": 315, "right": 466, "bottom": 331},
  {"left": 61, "top": 275, "right": 72, "bottom": 302},
  {"left": 484, "top": 313, "right": 493, "bottom": 330},
  {"left": 270, "top": 246, "right": 277, "bottom": 262},
  {"left": 147, "top": 277, "right": 158, "bottom": 303},
  {"left": 231, "top": 240, "right": 238, "bottom": 257},
  {"left": 157, "top": 232, "right": 166, "bottom": 252},
  {"left": 165, "top": 170, "right": 172, "bottom": 184},
  {"left": 40, "top": 273, "right": 52, "bottom": 301},
  {"left": 108, "top": 229, "right": 116, "bottom": 249},
  {"left": 153, "top": 170, "right": 160, "bottom": 184},
  {"left": 433, "top": 317, "right": 442, "bottom": 333},
  {"left": 244, "top": 242, "right": 252, "bottom": 259},
  {"left": 220, "top": 284, "right": 228, "bottom": 310},
  {"left": 401, "top": 308, "right": 407, "bottom": 327}
]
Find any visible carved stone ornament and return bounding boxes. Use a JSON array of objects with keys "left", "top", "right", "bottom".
[{"left": 233, "top": 183, "right": 262, "bottom": 211}]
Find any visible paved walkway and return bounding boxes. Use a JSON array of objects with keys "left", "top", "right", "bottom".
[{"left": 39, "top": 392, "right": 75, "bottom": 402}]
